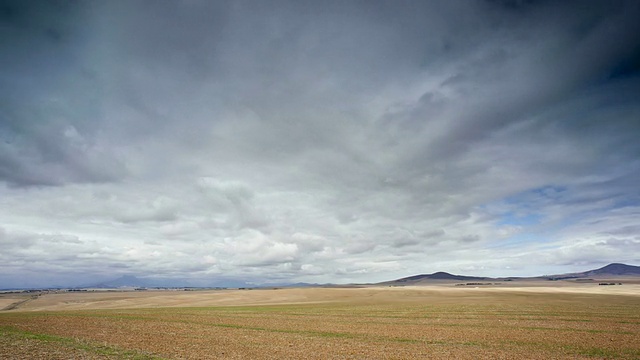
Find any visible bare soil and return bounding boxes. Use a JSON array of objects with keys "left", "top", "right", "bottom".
[{"left": 1, "top": 284, "right": 639, "bottom": 359}]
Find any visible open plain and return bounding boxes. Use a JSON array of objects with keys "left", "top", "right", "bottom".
[{"left": 1, "top": 284, "right": 639, "bottom": 359}]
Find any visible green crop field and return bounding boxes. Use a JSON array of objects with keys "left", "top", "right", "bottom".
[{"left": 1, "top": 288, "right": 639, "bottom": 359}]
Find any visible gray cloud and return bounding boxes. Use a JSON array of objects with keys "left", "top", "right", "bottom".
[
  {"left": 0, "top": 0, "right": 128, "bottom": 186},
  {"left": 1, "top": 0, "right": 639, "bottom": 287}
]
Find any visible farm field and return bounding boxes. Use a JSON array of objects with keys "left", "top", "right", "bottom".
[{"left": 1, "top": 285, "right": 639, "bottom": 359}]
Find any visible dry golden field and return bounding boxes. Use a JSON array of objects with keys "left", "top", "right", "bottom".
[{"left": 1, "top": 285, "right": 639, "bottom": 359}]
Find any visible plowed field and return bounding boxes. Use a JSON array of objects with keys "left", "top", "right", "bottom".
[{"left": 1, "top": 287, "right": 639, "bottom": 359}]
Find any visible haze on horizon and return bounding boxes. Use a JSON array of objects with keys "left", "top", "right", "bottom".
[{"left": 1, "top": 0, "right": 639, "bottom": 289}]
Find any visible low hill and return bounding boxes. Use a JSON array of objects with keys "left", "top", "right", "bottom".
[
  {"left": 583, "top": 263, "right": 640, "bottom": 276},
  {"left": 86, "top": 275, "right": 253, "bottom": 289},
  {"left": 382, "top": 271, "right": 487, "bottom": 285},
  {"left": 90, "top": 275, "right": 154, "bottom": 288}
]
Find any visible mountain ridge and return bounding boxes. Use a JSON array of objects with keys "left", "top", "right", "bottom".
[
  {"left": 6, "top": 263, "right": 638, "bottom": 290},
  {"left": 380, "top": 263, "right": 640, "bottom": 285},
  {"left": 77, "top": 263, "right": 640, "bottom": 289}
]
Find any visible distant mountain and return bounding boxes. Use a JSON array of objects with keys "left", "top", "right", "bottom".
[
  {"left": 260, "top": 282, "right": 322, "bottom": 288},
  {"left": 542, "top": 263, "right": 640, "bottom": 280},
  {"left": 55, "top": 263, "right": 640, "bottom": 290},
  {"left": 583, "top": 263, "right": 640, "bottom": 276},
  {"left": 381, "top": 263, "right": 640, "bottom": 285},
  {"left": 90, "top": 275, "right": 155, "bottom": 288},
  {"left": 84, "top": 275, "right": 253, "bottom": 289},
  {"left": 382, "top": 271, "right": 487, "bottom": 285}
]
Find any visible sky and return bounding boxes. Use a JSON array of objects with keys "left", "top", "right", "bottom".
[{"left": 1, "top": 0, "right": 640, "bottom": 288}]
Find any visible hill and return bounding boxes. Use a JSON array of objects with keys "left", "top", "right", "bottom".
[
  {"left": 381, "top": 271, "right": 487, "bottom": 285},
  {"left": 583, "top": 263, "right": 640, "bottom": 276},
  {"left": 85, "top": 275, "right": 254, "bottom": 289},
  {"left": 90, "top": 275, "right": 156, "bottom": 288}
]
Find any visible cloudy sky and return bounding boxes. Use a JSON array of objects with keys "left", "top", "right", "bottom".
[{"left": 1, "top": 0, "right": 639, "bottom": 288}]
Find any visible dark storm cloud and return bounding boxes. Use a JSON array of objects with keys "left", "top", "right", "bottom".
[
  {"left": 0, "top": 0, "right": 127, "bottom": 186},
  {"left": 386, "top": 0, "right": 640, "bottom": 170},
  {"left": 3, "top": 0, "right": 638, "bottom": 187}
]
